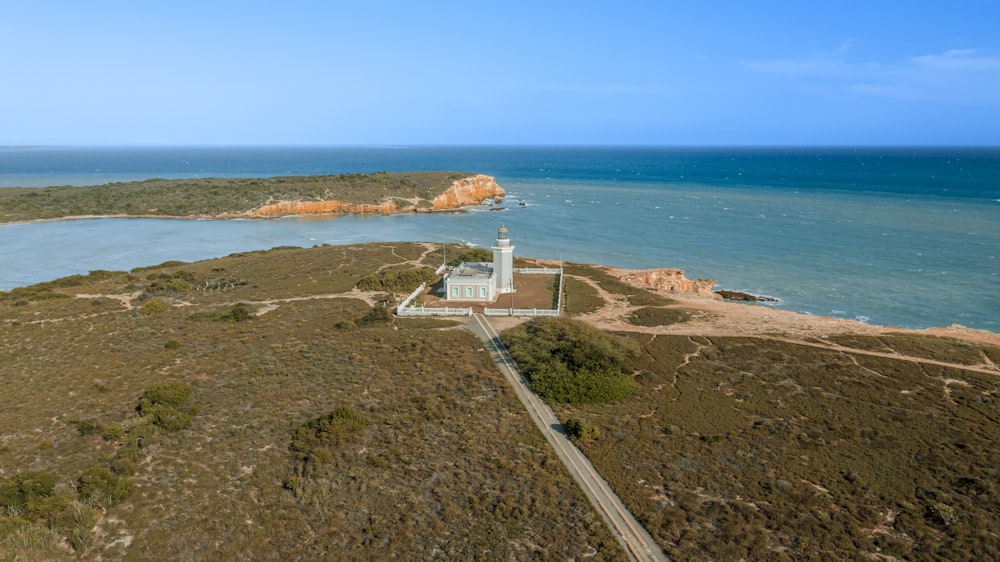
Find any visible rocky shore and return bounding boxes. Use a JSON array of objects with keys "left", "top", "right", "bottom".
[{"left": 238, "top": 174, "right": 505, "bottom": 219}]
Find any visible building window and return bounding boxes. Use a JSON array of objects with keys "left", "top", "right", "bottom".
[
  {"left": 480, "top": 287, "right": 487, "bottom": 298},
  {"left": 451, "top": 287, "right": 458, "bottom": 297},
  {"left": 466, "top": 287, "right": 473, "bottom": 297}
]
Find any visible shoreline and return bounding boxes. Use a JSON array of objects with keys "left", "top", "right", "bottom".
[
  {"left": 0, "top": 206, "right": 472, "bottom": 227},
  {"left": 509, "top": 259, "right": 1000, "bottom": 342},
  {"left": 2, "top": 233, "right": 995, "bottom": 338}
]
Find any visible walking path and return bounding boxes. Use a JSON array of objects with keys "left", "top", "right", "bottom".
[{"left": 467, "top": 313, "right": 668, "bottom": 562}]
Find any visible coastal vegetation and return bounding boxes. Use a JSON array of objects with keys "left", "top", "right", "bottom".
[
  {"left": 1, "top": 244, "right": 997, "bottom": 560},
  {"left": 0, "top": 243, "right": 625, "bottom": 560},
  {"left": 0, "top": 171, "right": 469, "bottom": 223},
  {"left": 502, "top": 317, "right": 640, "bottom": 404},
  {"left": 355, "top": 266, "right": 437, "bottom": 293},
  {"left": 545, "top": 329, "right": 1000, "bottom": 560}
]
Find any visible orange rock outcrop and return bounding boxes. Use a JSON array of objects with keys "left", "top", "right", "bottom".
[
  {"left": 610, "top": 267, "right": 720, "bottom": 298},
  {"left": 226, "top": 174, "right": 505, "bottom": 219},
  {"left": 431, "top": 174, "right": 505, "bottom": 209},
  {"left": 250, "top": 199, "right": 401, "bottom": 217}
]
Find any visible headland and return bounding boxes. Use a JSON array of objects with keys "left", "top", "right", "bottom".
[{"left": 0, "top": 171, "right": 506, "bottom": 224}]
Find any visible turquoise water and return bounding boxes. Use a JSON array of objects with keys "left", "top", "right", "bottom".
[{"left": 0, "top": 146, "right": 997, "bottom": 331}]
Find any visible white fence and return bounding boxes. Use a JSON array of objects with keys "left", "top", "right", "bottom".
[
  {"left": 483, "top": 308, "right": 560, "bottom": 317},
  {"left": 554, "top": 269, "right": 564, "bottom": 312},
  {"left": 398, "top": 306, "right": 472, "bottom": 317},
  {"left": 395, "top": 281, "right": 473, "bottom": 316},
  {"left": 513, "top": 267, "right": 562, "bottom": 274},
  {"left": 395, "top": 282, "right": 427, "bottom": 313}
]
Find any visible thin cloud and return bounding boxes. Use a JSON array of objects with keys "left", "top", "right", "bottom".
[{"left": 746, "top": 47, "right": 1000, "bottom": 104}]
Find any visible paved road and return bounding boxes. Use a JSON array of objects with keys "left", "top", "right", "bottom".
[{"left": 467, "top": 314, "right": 668, "bottom": 562}]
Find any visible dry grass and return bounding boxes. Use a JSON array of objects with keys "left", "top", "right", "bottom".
[
  {"left": 550, "top": 333, "right": 1000, "bottom": 561},
  {"left": 0, "top": 243, "right": 625, "bottom": 560},
  {"left": 5, "top": 246, "right": 998, "bottom": 561}
]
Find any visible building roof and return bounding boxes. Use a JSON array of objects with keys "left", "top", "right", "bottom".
[{"left": 448, "top": 262, "right": 494, "bottom": 281}]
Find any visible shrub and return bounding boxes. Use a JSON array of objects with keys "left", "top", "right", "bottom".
[
  {"left": 446, "top": 247, "right": 492, "bottom": 267},
  {"left": 145, "top": 405, "right": 193, "bottom": 432},
  {"left": 191, "top": 302, "right": 257, "bottom": 322},
  {"left": 291, "top": 407, "right": 368, "bottom": 455},
  {"left": 0, "top": 471, "right": 57, "bottom": 512},
  {"left": 564, "top": 418, "right": 601, "bottom": 440},
  {"left": 140, "top": 298, "right": 170, "bottom": 315},
  {"left": 355, "top": 266, "right": 436, "bottom": 293},
  {"left": 356, "top": 305, "right": 394, "bottom": 327},
  {"left": 101, "top": 422, "right": 125, "bottom": 442},
  {"left": 502, "top": 318, "right": 639, "bottom": 404},
  {"left": 142, "top": 381, "right": 192, "bottom": 407},
  {"left": 77, "top": 466, "right": 133, "bottom": 508},
  {"left": 164, "top": 339, "right": 182, "bottom": 350},
  {"left": 224, "top": 302, "right": 256, "bottom": 322},
  {"left": 73, "top": 418, "right": 104, "bottom": 436},
  {"left": 27, "top": 290, "right": 70, "bottom": 301},
  {"left": 928, "top": 502, "right": 958, "bottom": 526},
  {"left": 3, "top": 523, "right": 62, "bottom": 550},
  {"left": 132, "top": 260, "right": 188, "bottom": 273},
  {"left": 137, "top": 381, "right": 194, "bottom": 431},
  {"left": 51, "top": 502, "right": 100, "bottom": 551}
]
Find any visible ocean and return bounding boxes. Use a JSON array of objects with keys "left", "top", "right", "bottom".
[{"left": 0, "top": 146, "right": 997, "bottom": 332}]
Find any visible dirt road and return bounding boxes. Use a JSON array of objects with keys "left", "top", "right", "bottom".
[{"left": 467, "top": 313, "right": 668, "bottom": 562}]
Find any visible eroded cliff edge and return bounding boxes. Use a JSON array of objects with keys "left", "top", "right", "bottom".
[
  {"left": 609, "top": 267, "right": 719, "bottom": 298},
  {"left": 242, "top": 174, "right": 505, "bottom": 218}
]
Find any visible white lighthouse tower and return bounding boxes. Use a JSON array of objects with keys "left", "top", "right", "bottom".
[{"left": 492, "top": 225, "right": 515, "bottom": 294}]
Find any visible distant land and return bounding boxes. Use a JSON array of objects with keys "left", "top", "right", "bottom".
[
  {"left": 0, "top": 171, "right": 506, "bottom": 223},
  {"left": 1, "top": 242, "right": 997, "bottom": 560}
]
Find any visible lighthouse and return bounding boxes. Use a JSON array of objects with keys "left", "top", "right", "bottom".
[{"left": 492, "top": 225, "right": 515, "bottom": 294}]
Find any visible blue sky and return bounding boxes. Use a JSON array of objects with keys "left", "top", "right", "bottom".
[{"left": 2, "top": 1, "right": 999, "bottom": 145}]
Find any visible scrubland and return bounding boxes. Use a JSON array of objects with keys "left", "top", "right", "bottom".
[{"left": 2, "top": 243, "right": 997, "bottom": 560}]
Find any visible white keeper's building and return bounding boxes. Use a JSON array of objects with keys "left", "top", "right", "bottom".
[{"left": 443, "top": 226, "right": 515, "bottom": 301}]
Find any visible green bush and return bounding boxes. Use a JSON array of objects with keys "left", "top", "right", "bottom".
[
  {"left": 101, "top": 422, "right": 125, "bottom": 442},
  {"left": 140, "top": 298, "right": 170, "bottom": 315},
  {"left": 502, "top": 318, "right": 639, "bottom": 404},
  {"left": 51, "top": 502, "right": 100, "bottom": 551},
  {"left": 191, "top": 302, "right": 257, "bottom": 322},
  {"left": 142, "top": 381, "right": 193, "bottom": 407},
  {"left": 77, "top": 466, "right": 133, "bottom": 508},
  {"left": 291, "top": 407, "right": 368, "bottom": 456},
  {"left": 146, "top": 405, "right": 193, "bottom": 431},
  {"left": 564, "top": 418, "right": 601, "bottom": 440},
  {"left": 355, "top": 266, "right": 436, "bottom": 293},
  {"left": 928, "top": 502, "right": 958, "bottom": 526},
  {"left": 446, "top": 247, "right": 492, "bottom": 267},
  {"left": 356, "top": 305, "right": 394, "bottom": 327},
  {"left": 147, "top": 277, "right": 193, "bottom": 293},
  {"left": 73, "top": 418, "right": 104, "bottom": 436},
  {"left": 137, "top": 381, "right": 194, "bottom": 432},
  {"left": 0, "top": 471, "right": 57, "bottom": 513}
]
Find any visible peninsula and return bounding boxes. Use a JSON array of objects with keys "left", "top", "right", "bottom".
[
  {"left": 0, "top": 171, "right": 505, "bottom": 223},
  {"left": 1, "top": 242, "right": 997, "bottom": 560}
]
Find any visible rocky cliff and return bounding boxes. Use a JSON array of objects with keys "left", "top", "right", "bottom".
[
  {"left": 430, "top": 174, "right": 506, "bottom": 210},
  {"left": 610, "top": 267, "right": 719, "bottom": 298},
  {"left": 248, "top": 199, "right": 402, "bottom": 217},
  {"left": 234, "top": 174, "right": 505, "bottom": 219}
]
